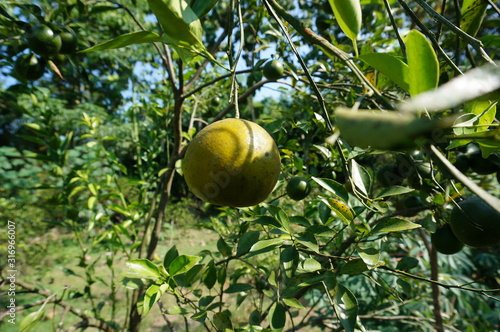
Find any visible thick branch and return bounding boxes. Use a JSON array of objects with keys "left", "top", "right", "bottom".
[{"left": 418, "top": 229, "right": 444, "bottom": 332}]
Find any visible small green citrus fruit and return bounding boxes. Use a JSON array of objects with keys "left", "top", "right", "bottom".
[
  {"left": 58, "top": 28, "right": 78, "bottom": 54},
  {"left": 263, "top": 60, "right": 284, "bottom": 81},
  {"left": 27, "top": 25, "right": 62, "bottom": 56},
  {"left": 15, "top": 53, "right": 45, "bottom": 80},
  {"left": 286, "top": 177, "right": 311, "bottom": 201}
]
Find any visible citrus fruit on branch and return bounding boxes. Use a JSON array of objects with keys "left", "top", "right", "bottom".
[
  {"left": 27, "top": 25, "right": 62, "bottom": 56},
  {"left": 286, "top": 177, "right": 311, "bottom": 201},
  {"left": 449, "top": 196, "right": 500, "bottom": 248},
  {"left": 15, "top": 53, "right": 45, "bottom": 80},
  {"left": 431, "top": 224, "right": 464, "bottom": 255},
  {"left": 263, "top": 60, "right": 284, "bottom": 81},
  {"left": 182, "top": 118, "right": 281, "bottom": 207},
  {"left": 58, "top": 28, "right": 78, "bottom": 54}
]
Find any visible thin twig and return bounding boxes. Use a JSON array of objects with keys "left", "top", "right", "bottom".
[
  {"left": 264, "top": 0, "right": 394, "bottom": 111},
  {"left": 263, "top": 0, "right": 333, "bottom": 131},
  {"left": 383, "top": 0, "right": 406, "bottom": 57},
  {"left": 486, "top": 0, "right": 500, "bottom": 15},
  {"left": 378, "top": 265, "right": 500, "bottom": 301},
  {"left": 413, "top": 0, "right": 494, "bottom": 64},
  {"left": 397, "top": 0, "right": 463, "bottom": 75}
]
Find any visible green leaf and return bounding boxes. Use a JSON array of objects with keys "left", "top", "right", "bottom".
[
  {"left": 374, "top": 186, "right": 414, "bottom": 199},
  {"left": 217, "top": 237, "right": 232, "bottom": 257},
  {"left": 332, "top": 285, "right": 358, "bottom": 332},
  {"left": 397, "top": 256, "right": 420, "bottom": 270},
  {"left": 269, "top": 301, "right": 286, "bottom": 330},
  {"left": 19, "top": 310, "right": 45, "bottom": 332},
  {"left": 357, "top": 245, "right": 383, "bottom": 269},
  {"left": 88, "top": 183, "right": 98, "bottom": 196},
  {"left": 320, "top": 197, "right": 354, "bottom": 225},
  {"left": 461, "top": 101, "right": 496, "bottom": 132},
  {"left": 283, "top": 297, "right": 305, "bottom": 309},
  {"left": 350, "top": 159, "right": 371, "bottom": 196},
  {"left": 80, "top": 31, "right": 163, "bottom": 53},
  {"left": 399, "top": 62, "right": 500, "bottom": 112},
  {"left": 164, "top": 305, "right": 191, "bottom": 315},
  {"left": 397, "top": 278, "right": 413, "bottom": 294},
  {"left": 461, "top": 0, "right": 488, "bottom": 37},
  {"left": 191, "top": 310, "right": 207, "bottom": 322},
  {"left": 298, "top": 257, "right": 322, "bottom": 273},
  {"left": 266, "top": 205, "right": 291, "bottom": 233},
  {"left": 477, "top": 139, "right": 500, "bottom": 158},
  {"left": 225, "top": 283, "right": 254, "bottom": 293},
  {"left": 371, "top": 218, "right": 421, "bottom": 234},
  {"left": 236, "top": 231, "right": 260, "bottom": 256},
  {"left": 251, "top": 215, "right": 282, "bottom": 228},
  {"left": 213, "top": 311, "right": 233, "bottom": 332},
  {"left": 311, "top": 177, "right": 349, "bottom": 202},
  {"left": 280, "top": 246, "right": 299, "bottom": 280},
  {"left": 143, "top": 283, "right": 169, "bottom": 316},
  {"left": 248, "top": 237, "right": 285, "bottom": 257},
  {"left": 18, "top": 134, "right": 46, "bottom": 146},
  {"left": 124, "top": 259, "right": 162, "bottom": 279},
  {"left": 295, "top": 232, "right": 319, "bottom": 253},
  {"left": 87, "top": 196, "right": 97, "bottom": 209},
  {"left": 203, "top": 260, "right": 217, "bottom": 289},
  {"left": 191, "top": 0, "right": 219, "bottom": 18},
  {"left": 23, "top": 152, "right": 52, "bottom": 161},
  {"left": 404, "top": 30, "right": 439, "bottom": 97},
  {"left": 163, "top": 245, "right": 179, "bottom": 269},
  {"left": 282, "top": 273, "right": 326, "bottom": 298},
  {"left": 169, "top": 255, "right": 201, "bottom": 276},
  {"left": 147, "top": 0, "right": 220, "bottom": 65},
  {"left": 340, "top": 259, "right": 368, "bottom": 275},
  {"left": 68, "top": 185, "right": 87, "bottom": 199},
  {"left": 358, "top": 53, "right": 410, "bottom": 91},
  {"left": 328, "top": 0, "right": 362, "bottom": 41},
  {"left": 107, "top": 203, "right": 131, "bottom": 217}
]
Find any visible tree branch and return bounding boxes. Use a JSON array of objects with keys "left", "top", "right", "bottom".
[
  {"left": 418, "top": 228, "right": 444, "bottom": 332},
  {"left": 378, "top": 265, "right": 500, "bottom": 301},
  {"left": 2, "top": 279, "right": 115, "bottom": 332},
  {"left": 265, "top": 0, "right": 394, "bottom": 111}
]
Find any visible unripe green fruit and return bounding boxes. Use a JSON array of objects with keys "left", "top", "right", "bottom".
[
  {"left": 431, "top": 224, "right": 464, "bottom": 255},
  {"left": 453, "top": 153, "right": 470, "bottom": 173},
  {"left": 286, "top": 177, "right": 311, "bottom": 201},
  {"left": 15, "top": 53, "right": 45, "bottom": 80},
  {"left": 263, "top": 60, "right": 284, "bottom": 81},
  {"left": 449, "top": 196, "right": 500, "bottom": 248},
  {"left": 27, "top": 25, "right": 62, "bottom": 56},
  {"left": 58, "top": 28, "right": 78, "bottom": 54}
]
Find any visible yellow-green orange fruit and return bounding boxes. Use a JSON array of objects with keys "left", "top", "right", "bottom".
[{"left": 183, "top": 118, "right": 281, "bottom": 207}]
